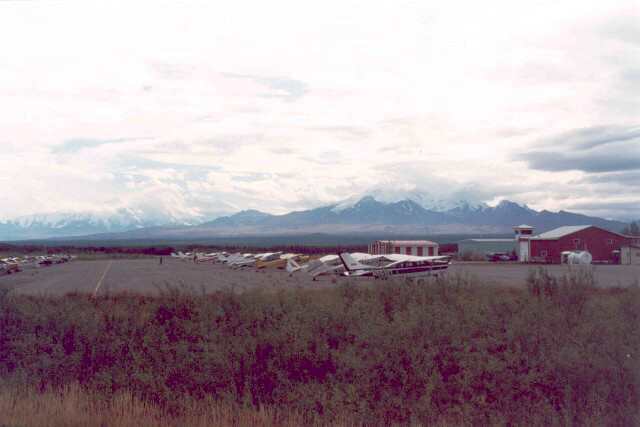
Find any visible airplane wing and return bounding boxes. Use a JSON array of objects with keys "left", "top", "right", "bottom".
[
  {"left": 383, "top": 255, "right": 451, "bottom": 268},
  {"left": 339, "top": 252, "right": 376, "bottom": 271},
  {"left": 318, "top": 254, "right": 340, "bottom": 264},
  {"left": 384, "top": 254, "right": 450, "bottom": 262},
  {"left": 309, "top": 263, "right": 344, "bottom": 277}
]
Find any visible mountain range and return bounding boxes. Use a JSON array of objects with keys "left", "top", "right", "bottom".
[
  {"left": 0, "top": 195, "right": 627, "bottom": 241},
  {"left": 0, "top": 208, "right": 198, "bottom": 241}
]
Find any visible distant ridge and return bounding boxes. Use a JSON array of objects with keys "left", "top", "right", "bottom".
[
  {"left": 0, "top": 208, "right": 200, "bottom": 241},
  {"left": 6, "top": 196, "right": 625, "bottom": 242}
]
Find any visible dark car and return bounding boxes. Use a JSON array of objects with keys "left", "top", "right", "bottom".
[{"left": 486, "top": 252, "right": 513, "bottom": 262}]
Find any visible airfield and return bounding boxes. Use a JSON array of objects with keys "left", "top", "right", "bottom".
[{"left": 1, "top": 257, "right": 639, "bottom": 296}]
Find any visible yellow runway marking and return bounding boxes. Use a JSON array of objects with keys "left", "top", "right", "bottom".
[{"left": 93, "top": 260, "right": 113, "bottom": 297}]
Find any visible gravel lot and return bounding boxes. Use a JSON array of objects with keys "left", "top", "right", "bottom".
[
  {"left": 1, "top": 258, "right": 639, "bottom": 295},
  {"left": 449, "top": 262, "right": 640, "bottom": 288}
]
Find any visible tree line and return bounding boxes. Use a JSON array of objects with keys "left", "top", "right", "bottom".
[{"left": 622, "top": 220, "right": 640, "bottom": 236}]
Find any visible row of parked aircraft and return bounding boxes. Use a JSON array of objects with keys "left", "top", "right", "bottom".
[
  {"left": 0, "top": 254, "right": 75, "bottom": 276},
  {"left": 171, "top": 250, "right": 451, "bottom": 280}
]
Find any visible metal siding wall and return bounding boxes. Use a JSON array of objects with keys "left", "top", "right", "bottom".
[
  {"left": 531, "top": 240, "right": 558, "bottom": 263},
  {"left": 457, "top": 241, "right": 516, "bottom": 255},
  {"left": 532, "top": 228, "right": 632, "bottom": 263},
  {"left": 628, "top": 247, "right": 640, "bottom": 265},
  {"left": 557, "top": 228, "right": 631, "bottom": 263}
]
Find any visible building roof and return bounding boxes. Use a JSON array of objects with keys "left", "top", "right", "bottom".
[
  {"left": 375, "top": 240, "right": 438, "bottom": 246},
  {"left": 532, "top": 225, "right": 592, "bottom": 240},
  {"left": 460, "top": 238, "right": 515, "bottom": 243}
]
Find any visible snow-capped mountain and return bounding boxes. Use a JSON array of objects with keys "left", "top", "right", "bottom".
[
  {"left": 331, "top": 189, "right": 488, "bottom": 213},
  {"left": 0, "top": 207, "right": 216, "bottom": 241},
  {"left": 201, "top": 210, "right": 273, "bottom": 228},
  {"left": 0, "top": 195, "right": 628, "bottom": 241}
]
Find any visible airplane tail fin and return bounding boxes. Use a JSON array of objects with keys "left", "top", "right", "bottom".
[
  {"left": 286, "top": 258, "right": 301, "bottom": 273},
  {"left": 339, "top": 253, "right": 371, "bottom": 272}
]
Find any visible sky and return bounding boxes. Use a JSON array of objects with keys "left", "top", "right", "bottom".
[{"left": 1, "top": 0, "right": 638, "bottom": 222}]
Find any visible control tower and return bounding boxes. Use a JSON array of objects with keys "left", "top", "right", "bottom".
[{"left": 513, "top": 224, "right": 534, "bottom": 262}]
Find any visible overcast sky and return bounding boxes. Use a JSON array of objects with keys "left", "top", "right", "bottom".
[{"left": 1, "top": 0, "right": 638, "bottom": 221}]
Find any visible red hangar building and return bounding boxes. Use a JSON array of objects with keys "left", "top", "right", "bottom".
[
  {"left": 520, "top": 225, "right": 632, "bottom": 264},
  {"left": 368, "top": 240, "right": 439, "bottom": 257}
]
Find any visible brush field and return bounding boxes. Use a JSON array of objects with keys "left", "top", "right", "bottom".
[{"left": 1, "top": 268, "right": 639, "bottom": 426}]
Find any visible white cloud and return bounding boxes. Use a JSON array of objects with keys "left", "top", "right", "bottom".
[{"left": 0, "top": 0, "right": 638, "bottom": 221}]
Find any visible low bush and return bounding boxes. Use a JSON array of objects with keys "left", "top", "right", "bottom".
[
  {"left": 0, "top": 271, "right": 638, "bottom": 425},
  {"left": 457, "top": 251, "right": 485, "bottom": 262}
]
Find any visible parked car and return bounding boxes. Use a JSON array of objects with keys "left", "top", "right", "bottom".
[{"left": 486, "top": 252, "right": 514, "bottom": 262}]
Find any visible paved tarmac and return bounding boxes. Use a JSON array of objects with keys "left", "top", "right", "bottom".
[
  {"left": 1, "top": 258, "right": 639, "bottom": 296},
  {"left": 0, "top": 258, "right": 319, "bottom": 295},
  {"left": 449, "top": 262, "right": 640, "bottom": 288}
]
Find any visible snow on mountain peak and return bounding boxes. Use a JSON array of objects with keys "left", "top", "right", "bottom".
[
  {"left": 331, "top": 189, "right": 488, "bottom": 213},
  {"left": 0, "top": 204, "right": 226, "bottom": 241}
]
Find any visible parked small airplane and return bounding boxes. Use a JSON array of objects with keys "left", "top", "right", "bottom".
[
  {"left": 253, "top": 252, "right": 283, "bottom": 262},
  {"left": 286, "top": 255, "right": 345, "bottom": 279},
  {"left": 224, "top": 253, "right": 256, "bottom": 267},
  {"left": 0, "top": 261, "right": 21, "bottom": 275},
  {"left": 286, "top": 257, "right": 304, "bottom": 274},
  {"left": 194, "top": 252, "right": 223, "bottom": 263},
  {"left": 38, "top": 258, "right": 53, "bottom": 266},
  {"left": 171, "top": 251, "right": 193, "bottom": 260},
  {"left": 256, "top": 254, "right": 307, "bottom": 270},
  {"left": 338, "top": 253, "right": 450, "bottom": 279}
]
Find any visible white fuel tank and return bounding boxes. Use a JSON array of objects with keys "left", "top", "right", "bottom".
[{"left": 567, "top": 251, "right": 592, "bottom": 265}]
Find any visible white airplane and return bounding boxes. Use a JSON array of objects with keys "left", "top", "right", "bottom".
[
  {"left": 217, "top": 252, "right": 242, "bottom": 263},
  {"left": 224, "top": 253, "right": 256, "bottom": 267},
  {"left": 0, "top": 259, "right": 21, "bottom": 275},
  {"left": 194, "top": 252, "right": 223, "bottom": 263},
  {"left": 211, "top": 252, "right": 231, "bottom": 262},
  {"left": 171, "top": 251, "right": 193, "bottom": 260},
  {"left": 286, "top": 257, "right": 304, "bottom": 274},
  {"left": 338, "top": 252, "right": 451, "bottom": 279},
  {"left": 233, "top": 258, "right": 257, "bottom": 267},
  {"left": 286, "top": 255, "right": 345, "bottom": 279},
  {"left": 38, "top": 256, "right": 54, "bottom": 267},
  {"left": 255, "top": 252, "right": 283, "bottom": 262}
]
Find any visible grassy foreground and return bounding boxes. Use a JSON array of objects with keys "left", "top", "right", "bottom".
[
  {"left": 0, "top": 384, "right": 336, "bottom": 427},
  {"left": 1, "top": 269, "right": 638, "bottom": 426}
]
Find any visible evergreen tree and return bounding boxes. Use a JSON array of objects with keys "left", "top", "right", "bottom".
[{"left": 622, "top": 220, "right": 640, "bottom": 236}]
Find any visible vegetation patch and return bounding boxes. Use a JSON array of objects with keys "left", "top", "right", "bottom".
[{"left": 1, "top": 270, "right": 638, "bottom": 426}]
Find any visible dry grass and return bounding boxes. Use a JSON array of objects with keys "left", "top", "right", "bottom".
[{"left": 0, "top": 384, "right": 345, "bottom": 427}]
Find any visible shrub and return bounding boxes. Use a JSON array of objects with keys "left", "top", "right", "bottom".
[
  {"left": 0, "top": 274, "right": 638, "bottom": 425},
  {"left": 458, "top": 250, "right": 485, "bottom": 262}
]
